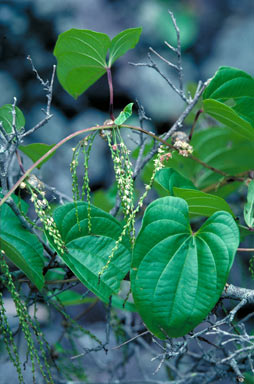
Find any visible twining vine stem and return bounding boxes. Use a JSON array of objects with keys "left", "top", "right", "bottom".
[
  {"left": 106, "top": 67, "right": 114, "bottom": 120},
  {"left": 0, "top": 123, "right": 235, "bottom": 207}
]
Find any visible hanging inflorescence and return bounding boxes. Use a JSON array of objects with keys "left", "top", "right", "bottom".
[
  {"left": 70, "top": 133, "right": 97, "bottom": 234},
  {"left": 0, "top": 289, "right": 24, "bottom": 383},
  {"left": 0, "top": 251, "right": 54, "bottom": 383},
  {"left": 98, "top": 143, "right": 169, "bottom": 280},
  {"left": 106, "top": 128, "right": 135, "bottom": 240},
  {"left": 25, "top": 176, "right": 65, "bottom": 256}
]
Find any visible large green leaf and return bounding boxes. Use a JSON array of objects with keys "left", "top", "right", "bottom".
[
  {"left": 154, "top": 169, "right": 234, "bottom": 216},
  {"left": 244, "top": 180, "right": 254, "bottom": 228},
  {"left": 108, "top": 28, "right": 142, "bottom": 66},
  {"left": 203, "top": 66, "right": 254, "bottom": 136},
  {"left": 54, "top": 28, "right": 142, "bottom": 98},
  {"left": 47, "top": 202, "right": 131, "bottom": 303},
  {"left": 155, "top": 168, "right": 196, "bottom": 195},
  {"left": 203, "top": 99, "right": 254, "bottom": 140},
  {"left": 19, "top": 143, "right": 56, "bottom": 169},
  {"left": 54, "top": 29, "right": 110, "bottom": 99},
  {"left": 131, "top": 197, "right": 239, "bottom": 338},
  {"left": 173, "top": 187, "right": 234, "bottom": 217},
  {"left": 203, "top": 66, "right": 254, "bottom": 101},
  {"left": 0, "top": 104, "right": 25, "bottom": 134},
  {"left": 0, "top": 202, "right": 45, "bottom": 290}
]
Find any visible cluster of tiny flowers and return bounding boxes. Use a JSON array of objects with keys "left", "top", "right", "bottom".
[
  {"left": 173, "top": 140, "right": 193, "bottom": 157},
  {"left": 29, "top": 186, "right": 65, "bottom": 255},
  {"left": 157, "top": 145, "right": 173, "bottom": 167},
  {"left": 109, "top": 138, "right": 134, "bottom": 218}
]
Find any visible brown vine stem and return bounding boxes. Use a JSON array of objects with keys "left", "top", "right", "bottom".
[
  {"left": 18, "top": 276, "right": 79, "bottom": 285},
  {"left": 106, "top": 67, "right": 115, "bottom": 121},
  {"left": 190, "top": 154, "right": 229, "bottom": 177},
  {"left": 189, "top": 109, "right": 203, "bottom": 141},
  {"left": 202, "top": 172, "right": 247, "bottom": 193},
  {"left": 0, "top": 123, "right": 232, "bottom": 207},
  {"left": 237, "top": 248, "right": 254, "bottom": 252}
]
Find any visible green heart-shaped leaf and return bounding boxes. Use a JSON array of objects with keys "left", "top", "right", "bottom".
[
  {"left": 131, "top": 196, "right": 239, "bottom": 339},
  {"left": 46, "top": 202, "right": 131, "bottom": 303},
  {"left": 54, "top": 29, "right": 110, "bottom": 99},
  {"left": 155, "top": 168, "right": 196, "bottom": 195},
  {"left": 54, "top": 27, "right": 142, "bottom": 99}
]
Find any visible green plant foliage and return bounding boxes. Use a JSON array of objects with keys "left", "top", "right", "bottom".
[
  {"left": 0, "top": 104, "right": 25, "bottom": 134},
  {"left": 92, "top": 186, "right": 116, "bottom": 212},
  {"left": 18, "top": 143, "right": 56, "bottom": 169},
  {"left": 244, "top": 180, "right": 254, "bottom": 228},
  {"left": 203, "top": 66, "right": 254, "bottom": 138},
  {"left": 0, "top": 202, "right": 45, "bottom": 290},
  {"left": 46, "top": 202, "right": 131, "bottom": 303},
  {"left": 155, "top": 169, "right": 234, "bottom": 216},
  {"left": 111, "top": 294, "right": 136, "bottom": 312},
  {"left": 114, "top": 103, "right": 134, "bottom": 125},
  {"left": 44, "top": 267, "right": 65, "bottom": 281},
  {"left": 155, "top": 168, "right": 196, "bottom": 195},
  {"left": 203, "top": 99, "right": 254, "bottom": 140},
  {"left": 244, "top": 372, "right": 254, "bottom": 383},
  {"left": 108, "top": 29, "right": 142, "bottom": 66},
  {"left": 164, "top": 126, "right": 254, "bottom": 194},
  {"left": 54, "top": 28, "right": 142, "bottom": 98},
  {"left": 173, "top": 188, "right": 234, "bottom": 217},
  {"left": 131, "top": 196, "right": 239, "bottom": 339}
]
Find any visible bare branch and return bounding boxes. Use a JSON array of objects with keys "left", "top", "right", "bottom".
[
  {"left": 149, "top": 47, "right": 178, "bottom": 71},
  {"left": 27, "top": 55, "right": 49, "bottom": 88},
  {"left": 0, "top": 122, "right": 9, "bottom": 143},
  {"left": 168, "top": 10, "right": 184, "bottom": 93},
  {"left": 11, "top": 97, "right": 18, "bottom": 136},
  {"left": 22, "top": 113, "right": 53, "bottom": 138},
  {"left": 22, "top": 60, "right": 56, "bottom": 138}
]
